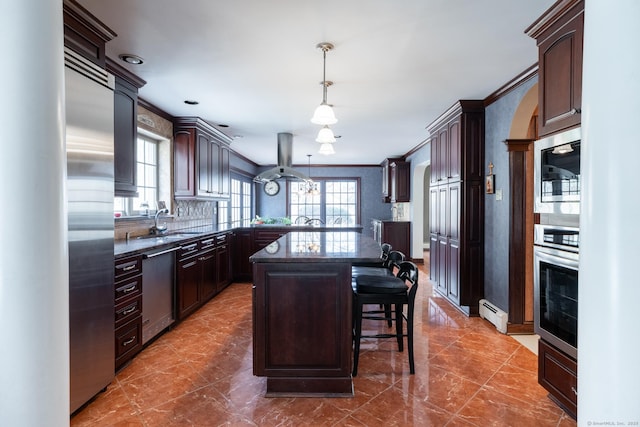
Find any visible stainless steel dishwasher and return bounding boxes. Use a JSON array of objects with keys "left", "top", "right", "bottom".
[{"left": 142, "top": 246, "right": 179, "bottom": 344}]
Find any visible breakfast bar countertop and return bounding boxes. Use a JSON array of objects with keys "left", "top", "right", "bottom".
[{"left": 249, "top": 231, "right": 382, "bottom": 264}]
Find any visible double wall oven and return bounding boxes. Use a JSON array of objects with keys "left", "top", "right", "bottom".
[{"left": 533, "top": 127, "right": 581, "bottom": 360}]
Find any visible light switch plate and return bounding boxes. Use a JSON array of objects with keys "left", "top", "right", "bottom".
[{"left": 495, "top": 189, "right": 503, "bottom": 201}]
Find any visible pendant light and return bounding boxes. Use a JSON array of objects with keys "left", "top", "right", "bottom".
[
  {"left": 315, "top": 125, "right": 336, "bottom": 143},
  {"left": 318, "top": 142, "right": 336, "bottom": 156},
  {"left": 311, "top": 43, "right": 337, "bottom": 125}
]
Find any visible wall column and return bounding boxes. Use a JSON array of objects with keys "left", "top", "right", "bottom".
[
  {"left": 0, "top": 2, "right": 69, "bottom": 425},
  {"left": 579, "top": 0, "right": 640, "bottom": 423}
]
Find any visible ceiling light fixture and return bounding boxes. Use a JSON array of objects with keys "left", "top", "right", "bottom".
[
  {"left": 315, "top": 125, "right": 336, "bottom": 143},
  {"left": 318, "top": 143, "right": 336, "bottom": 156},
  {"left": 310, "top": 42, "right": 337, "bottom": 125},
  {"left": 299, "top": 154, "right": 320, "bottom": 196},
  {"left": 119, "top": 54, "right": 144, "bottom": 65}
]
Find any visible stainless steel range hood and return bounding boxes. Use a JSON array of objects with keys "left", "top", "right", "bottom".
[{"left": 254, "top": 133, "right": 311, "bottom": 183}]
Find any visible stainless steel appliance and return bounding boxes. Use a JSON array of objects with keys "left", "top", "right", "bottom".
[
  {"left": 66, "top": 47, "right": 116, "bottom": 413},
  {"left": 141, "top": 247, "right": 178, "bottom": 344},
  {"left": 533, "top": 224, "right": 579, "bottom": 359},
  {"left": 534, "top": 127, "right": 581, "bottom": 215}
]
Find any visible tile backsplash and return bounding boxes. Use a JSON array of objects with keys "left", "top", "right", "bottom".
[{"left": 115, "top": 199, "right": 216, "bottom": 240}]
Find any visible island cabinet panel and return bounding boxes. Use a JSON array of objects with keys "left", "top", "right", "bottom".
[
  {"left": 232, "top": 229, "right": 254, "bottom": 282},
  {"left": 526, "top": 0, "right": 584, "bottom": 137},
  {"left": 253, "top": 262, "right": 353, "bottom": 395},
  {"left": 427, "top": 100, "right": 484, "bottom": 316}
]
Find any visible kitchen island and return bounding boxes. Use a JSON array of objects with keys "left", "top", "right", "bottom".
[{"left": 250, "top": 231, "right": 381, "bottom": 396}]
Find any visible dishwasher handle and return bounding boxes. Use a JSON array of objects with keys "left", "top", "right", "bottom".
[{"left": 143, "top": 246, "right": 181, "bottom": 259}]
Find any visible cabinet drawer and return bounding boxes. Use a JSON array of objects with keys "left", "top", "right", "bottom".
[
  {"left": 177, "top": 241, "right": 199, "bottom": 260},
  {"left": 115, "top": 255, "right": 142, "bottom": 280},
  {"left": 200, "top": 236, "right": 216, "bottom": 251},
  {"left": 215, "top": 232, "right": 229, "bottom": 246},
  {"left": 115, "top": 317, "right": 142, "bottom": 362},
  {"left": 115, "top": 295, "right": 142, "bottom": 327},
  {"left": 538, "top": 339, "right": 577, "bottom": 418},
  {"left": 114, "top": 275, "right": 142, "bottom": 304}
]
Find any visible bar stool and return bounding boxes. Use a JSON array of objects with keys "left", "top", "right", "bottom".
[{"left": 352, "top": 261, "right": 419, "bottom": 376}]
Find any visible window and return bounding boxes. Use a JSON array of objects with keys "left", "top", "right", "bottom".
[
  {"left": 289, "top": 178, "right": 359, "bottom": 226},
  {"left": 133, "top": 134, "right": 159, "bottom": 213},
  {"left": 114, "top": 134, "right": 160, "bottom": 216},
  {"left": 218, "top": 174, "right": 253, "bottom": 227}
]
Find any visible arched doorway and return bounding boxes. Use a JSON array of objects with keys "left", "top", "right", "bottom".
[
  {"left": 504, "top": 84, "right": 538, "bottom": 333},
  {"left": 410, "top": 161, "right": 430, "bottom": 264}
]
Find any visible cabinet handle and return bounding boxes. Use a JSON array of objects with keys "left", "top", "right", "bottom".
[
  {"left": 122, "top": 305, "right": 137, "bottom": 315},
  {"left": 199, "top": 255, "right": 214, "bottom": 261},
  {"left": 122, "top": 264, "right": 136, "bottom": 271},
  {"left": 122, "top": 337, "right": 136, "bottom": 346},
  {"left": 571, "top": 386, "right": 577, "bottom": 396},
  {"left": 122, "top": 284, "right": 136, "bottom": 293}
]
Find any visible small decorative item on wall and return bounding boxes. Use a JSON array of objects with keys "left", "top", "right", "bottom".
[{"left": 486, "top": 162, "right": 495, "bottom": 194}]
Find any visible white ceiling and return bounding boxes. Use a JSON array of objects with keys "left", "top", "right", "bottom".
[{"left": 77, "top": 0, "right": 554, "bottom": 166}]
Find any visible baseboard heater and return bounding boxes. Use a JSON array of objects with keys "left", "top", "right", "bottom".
[{"left": 479, "top": 299, "right": 508, "bottom": 334}]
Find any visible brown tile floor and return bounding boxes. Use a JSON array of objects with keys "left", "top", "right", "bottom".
[{"left": 71, "top": 258, "right": 577, "bottom": 426}]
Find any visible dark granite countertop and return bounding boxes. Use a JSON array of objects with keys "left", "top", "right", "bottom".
[{"left": 249, "top": 231, "right": 381, "bottom": 263}]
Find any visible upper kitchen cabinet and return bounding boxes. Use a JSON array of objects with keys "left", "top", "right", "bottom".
[
  {"left": 174, "top": 117, "right": 232, "bottom": 200},
  {"left": 429, "top": 100, "right": 485, "bottom": 185},
  {"left": 107, "top": 59, "right": 147, "bottom": 197},
  {"left": 526, "top": 0, "right": 584, "bottom": 137},
  {"left": 63, "top": 0, "right": 115, "bottom": 68},
  {"left": 381, "top": 157, "right": 410, "bottom": 203}
]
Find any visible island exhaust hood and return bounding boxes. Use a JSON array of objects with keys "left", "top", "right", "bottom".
[{"left": 253, "top": 133, "right": 312, "bottom": 183}]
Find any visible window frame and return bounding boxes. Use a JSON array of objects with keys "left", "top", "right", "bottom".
[{"left": 287, "top": 177, "right": 361, "bottom": 226}]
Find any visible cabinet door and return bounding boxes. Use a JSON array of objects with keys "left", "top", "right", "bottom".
[
  {"left": 538, "top": 339, "right": 577, "bottom": 418},
  {"left": 218, "top": 143, "right": 230, "bottom": 198},
  {"left": 174, "top": 129, "right": 195, "bottom": 197},
  {"left": 197, "top": 134, "right": 213, "bottom": 197},
  {"left": 537, "top": 1, "right": 583, "bottom": 136},
  {"left": 390, "top": 161, "right": 410, "bottom": 203},
  {"left": 177, "top": 257, "right": 201, "bottom": 319},
  {"left": 381, "top": 159, "right": 390, "bottom": 202},
  {"left": 232, "top": 229, "right": 254, "bottom": 282},
  {"left": 447, "top": 182, "right": 461, "bottom": 304},
  {"left": 447, "top": 118, "right": 461, "bottom": 180},
  {"left": 437, "top": 235, "right": 448, "bottom": 295},
  {"left": 216, "top": 243, "right": 230, "bottom": 292},
  {"left": 429, "top": 232, "right": 439, "bottom": 281},
  {"left": 199, "top": 249, "right": 217, "bottom": 302},
  {"left": 437, "top": 126, "right": 449, "bottom": 181},
  {"left": 114, "top": 76, "right": 138, "bottom": 196},
  {"left": 430, "top": 135, "right": 439, "bottom": 184}
]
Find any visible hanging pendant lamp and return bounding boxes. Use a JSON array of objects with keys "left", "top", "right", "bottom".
[
  {"left": 315, "top": 125, "right": 336, "bottom": 143},
  {"left": 311, "top": 42, "right": 337, "bottom": 125},
  {"left": 318, "top": 142, "right": 336, "bottom": 156}
]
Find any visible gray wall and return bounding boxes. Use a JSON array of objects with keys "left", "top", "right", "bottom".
[
  {"left": 255, "top": 165, "right": 391, "bottom": 239},
  {"left": 484, "top": 77, "right": 537, "bottom": 312}
]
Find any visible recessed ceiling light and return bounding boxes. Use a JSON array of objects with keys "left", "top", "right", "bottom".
[
  {"left": 217, "top": 124, "right": 229, "bottom": 128},
  {"left": 119, "top": 54, "right": 144, "bottom": 65},
  {"left": 184, "top": 100, "right": 199, "bottom": 105}
]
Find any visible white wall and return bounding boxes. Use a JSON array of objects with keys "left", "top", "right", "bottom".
[
  {"left": 579, "top": 1, "right": 640, "bottom": 423},
  {"left": 0, "top": 2, "right": 69, "bottom": 426}
]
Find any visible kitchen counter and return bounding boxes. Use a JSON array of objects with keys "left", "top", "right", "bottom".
[{"left": 251, "top": 231, "right": 381, "bottom": 396}]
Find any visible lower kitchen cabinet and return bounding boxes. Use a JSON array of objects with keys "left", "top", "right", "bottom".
[
  {"left": 372, "top": 220, "right": 411, "bottom": 258},
  {"left": 176, "top": 232, "right": 231, "bottom": 320},
  {"left": 114, "top": 254, "right": 143, "bottom": 370},
  {"left": 232, "top": 229, "right": 254, "bottom": 282},
  {"left": 538, "top": 339, "right": 577, "bottom": 419}
]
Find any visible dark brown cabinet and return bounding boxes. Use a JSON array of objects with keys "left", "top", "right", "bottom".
[
  {"left": 381, "top": 158, "right": 410, "bottom": 203},
  {"left": 526, "top": 0, "right": 584, "bottom": 137},
  {"left": 113, "top": 76, "right": 139, "bottom": 196},
  {"left": 372, "top": 220, "right": 411, "bottom": 258},
  {"left": 428, "top": 100, "right": 484, "bottom": 316},
  {"left": 232, "top": 229, "right": 254, "bottom": 282},
  {"left": 174, "top": 117, "right": 232, "bottom": 200},
  {"left": 538, "top": 339, "right": 577, "bottom": 419},
  {"left": 176, "top": 232, "right": 231, "bottom": 320},
  {"left": 114, "top": 254, "right": 143, "bottom": 370}
]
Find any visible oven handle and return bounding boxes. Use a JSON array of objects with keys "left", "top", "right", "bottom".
[{"left": 534, "top": 246, "right": 579, "bottom": 270}]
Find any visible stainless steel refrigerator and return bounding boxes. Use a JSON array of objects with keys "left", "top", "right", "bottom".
[{"left": 65, "top": 48, "right": 115, "bottom": 414}]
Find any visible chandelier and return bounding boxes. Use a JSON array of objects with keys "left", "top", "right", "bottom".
[{"left": 299, "top": 154, "right": 319, "bottom": 196}]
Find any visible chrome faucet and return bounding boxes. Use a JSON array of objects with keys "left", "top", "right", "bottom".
[{"left": 150, "top": 208, "right": 169, "bottom": 235}]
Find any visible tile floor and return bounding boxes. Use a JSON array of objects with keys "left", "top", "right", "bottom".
[{"left": 71, "top": 259, "right": 577, "bottom": 426}]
